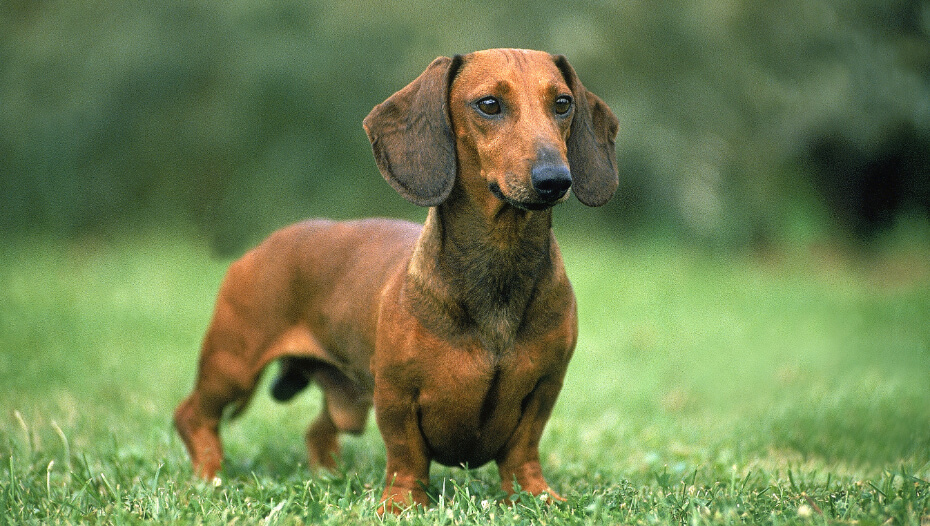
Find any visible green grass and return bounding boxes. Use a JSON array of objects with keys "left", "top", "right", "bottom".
[{"left": 2, "top": 225, "right": 929, "bottom": 524}]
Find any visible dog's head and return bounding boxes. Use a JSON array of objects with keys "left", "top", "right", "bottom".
[{"left": 363, "top": 48, "right": 619, "bottom": 209}]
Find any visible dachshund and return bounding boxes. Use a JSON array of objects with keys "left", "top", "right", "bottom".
[{"left": 174, "top": 48, "right": 618, "bottom": 513}]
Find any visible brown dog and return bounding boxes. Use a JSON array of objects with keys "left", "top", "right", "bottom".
[{"left": 174, "top": 48, "right": 618, "bottom": 512}]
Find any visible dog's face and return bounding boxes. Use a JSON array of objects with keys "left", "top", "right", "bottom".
[
  {"left": 364, "top": 48, "right": 619, "bottom": 209},
  {"left": 449, "top": 49, "right": 575, "bottom": 211}
]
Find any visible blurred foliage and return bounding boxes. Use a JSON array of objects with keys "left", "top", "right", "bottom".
[{"left": 2, "top": 0, "right": 929, "bottom": 252}]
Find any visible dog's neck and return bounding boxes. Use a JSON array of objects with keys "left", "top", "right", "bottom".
[{"left": 407, "top": 186, "right": 556, "bottom": 354}]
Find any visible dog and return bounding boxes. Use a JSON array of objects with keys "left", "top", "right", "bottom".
[{"left": 174, "top": 48, "right": 618, "bottom": 513}]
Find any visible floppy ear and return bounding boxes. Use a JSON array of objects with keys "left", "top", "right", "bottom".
[
  {"left": 363, "top": 56, "right": 462, "bottom": 207},
  {"left": 554, "top": 55, "right": 619, "bottom": 207}
]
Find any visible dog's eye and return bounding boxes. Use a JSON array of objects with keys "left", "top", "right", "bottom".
[
  {"left": 476, "top": 97, "right": 501, "bottom": 116},
  {"left": 554, "top": 95, "right": 573, "bottom": 115}
]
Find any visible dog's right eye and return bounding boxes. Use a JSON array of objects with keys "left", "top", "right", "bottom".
[{"left": 476, "top": 97, "right": 501, "bottom": 116}]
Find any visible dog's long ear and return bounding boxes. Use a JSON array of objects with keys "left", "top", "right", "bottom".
[
  {"left": 363, "top": 56, "right": 462, "bottom": 207},
  {"left": 554, "top": 55, "right": 619, "bottom": 207}
]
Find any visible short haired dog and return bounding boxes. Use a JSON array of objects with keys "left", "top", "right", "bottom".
[{"left": 174, "top": 48, "right": 618, "bottom": 513}]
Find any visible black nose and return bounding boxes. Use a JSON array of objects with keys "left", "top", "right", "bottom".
[{"left": 531, "top": 162, "right": 572, "bottom": 201}]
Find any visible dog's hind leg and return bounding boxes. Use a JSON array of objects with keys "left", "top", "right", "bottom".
[
  {"left": 305, "top": 399, "right": 340, "bottom": 470},
  {"left": 174, "top": 341, "right": 263, "bottom": 480},
  {"left": 305, "top": 366, "right": 372, "bottom": 470},
  {"left": 174, "top": 295, "right": 283, "bottom": 480}
]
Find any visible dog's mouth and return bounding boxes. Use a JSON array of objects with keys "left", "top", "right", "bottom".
[{"left": 489, "top": 182, "right": 563, "bottom": 211}]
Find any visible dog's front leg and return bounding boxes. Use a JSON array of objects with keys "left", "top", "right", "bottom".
[
  {"left": 495, "top": 375, "right": 567, "bottom": 502},
  {"left": 372, "top": 379, "right": 431, "bottom": 514}
]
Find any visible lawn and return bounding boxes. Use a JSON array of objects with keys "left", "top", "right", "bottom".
[{"left": 1, "top": 224, "right": 929, "bottom": 524}]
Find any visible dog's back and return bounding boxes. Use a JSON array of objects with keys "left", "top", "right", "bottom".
[{"left": 215, "top": 218, "right": 421, "bottom": 369}]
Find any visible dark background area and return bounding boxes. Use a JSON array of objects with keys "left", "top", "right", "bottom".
[{"left": 2, "top": 0, "right": 928, "bottom": 254}]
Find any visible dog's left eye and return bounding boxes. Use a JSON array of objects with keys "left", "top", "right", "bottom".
[
  {"left": 554, "top": 95, "right": 573, "bottom": 115},
  {"left": 476, "top": 97, "right": 502, "bottom": 116}
]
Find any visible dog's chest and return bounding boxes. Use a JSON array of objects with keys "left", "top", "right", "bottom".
[{"left": 415, "top": 350, "right": 541, "bottom": 467}]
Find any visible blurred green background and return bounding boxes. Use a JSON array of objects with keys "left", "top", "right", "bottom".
[{"left": 2, "top": 0, "right": 929, "bottom": 252}]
